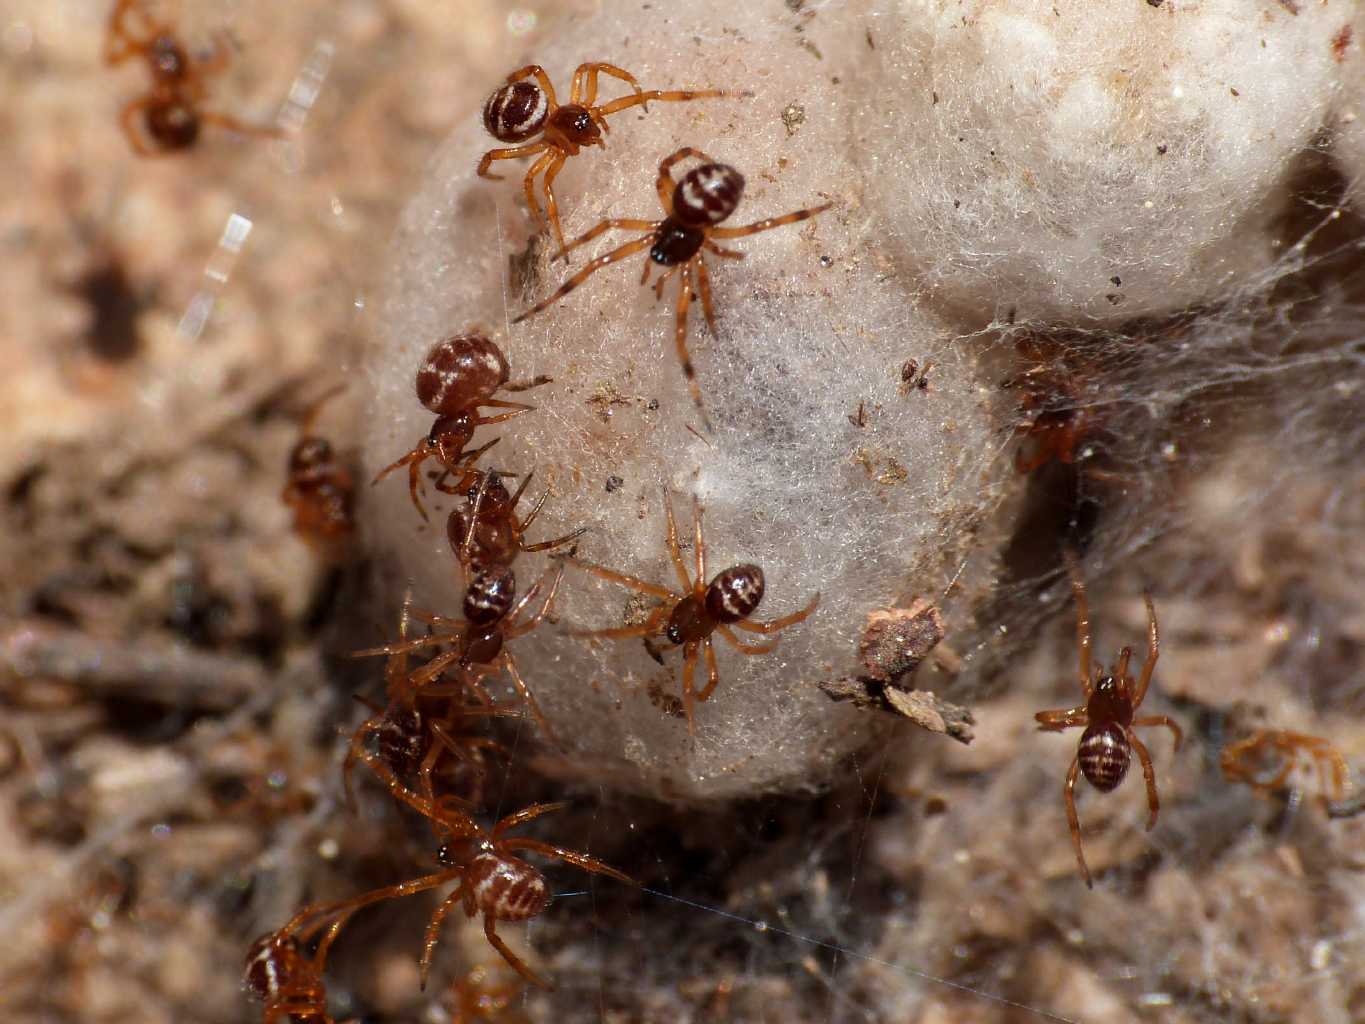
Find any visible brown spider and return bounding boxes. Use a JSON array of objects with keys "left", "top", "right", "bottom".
[
  {"left": 244, "top": 901, "right": 357, "bottom": 1024},
  {"left": 282, "top": 385, "right": 355, "bottom": 543},
  {"left": 565, "top": 489, "right": 820, "bottom": 736},
  {"left": 446, "top": 470, "right": 586, "bottom": 573},
  {"left": 1220, "top": 728, "right": 1351, "bottom": 804},
  {"left": 352, "top": 565, "right": 565, "bottom": 744},
  {"left": 479, "top": 63, "right": 728, "bottom": 253},
  {"left": 104, "top": 0, "right": 280, "bottom": 156},
  {"left": 1035, "top": 557, "right": 1183, "bottom": 887},
  {"left": 374, "top": 332, "right": 548, "bottom": 521},
  {"left": 326, "top": 781, "right": 632, "bottom": 991},
  {"left": 513, "top": 147, "right": 832, "bottom": 428}
]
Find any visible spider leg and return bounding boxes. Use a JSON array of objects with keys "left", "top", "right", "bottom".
[
  {"left": 656, "top": 147, "right": 720, "bottom": 215},
  {"left": 661, "top": 489, "right": 694, "bottom": 593},
  {"left": 717, "top": 625, "right": 773, "bottom": 654},
  {"left": 477, "top": 141, "right": 549, "bottom": 180},
  {"left": 341, "top": 712, "right": 384, "bottom": 814},
  {"left": 575, "top": 61, "right": 644, "bottom": 110},
  {"left": 104, "top": 0, "right": 152, "bottom": 65},
  {"left": 1132, "top": 714, "right": 1183, "bottom": 751},
  {"left": 709, "top": 202, "right": 833, "bottom": 239},
  {"left": 505, "top": 565, "right": 565, "bottom": 637},
  {"left": 1127, "top": 727, "right": 1161, "bottom": 831},
  {"left": 522, "top": 147, "right": 557, "bottom": 233},
  {"left": 477, "top": 399, "right": 537, "bottom": 416},
  {"left": 703, "top": 238, "right": 746, "bottom": 260},
  {"left": 1064, "top": 754, "right": 1093, "bottom": 888},
  {"left": 550, "top": 218, "right": 657, "bottom": 264},
  {"left": 118, "top": 97, "right": 163, "bottom": 157},
  {"left": 731, "top": 591, "right": 821, "bottom": 634},
  {"left": 200, "top": 110, "right": 284, "bottom": 141},
  {"left": 691, "top": 493, "right": 707, "bottom": 585},
  {"left": 501, "top": 63, "right": 558, "bottom": 109},
  {"left": 1035, "top": 706, "right": 1089, "bottom": 731},
  {"left": 1133, "top": 591, "right": 1160, "bottom": 708},
  {"left": 497, "top": 652, "right": 556, "bottom": 742},
  {"left": 1114, "top": 645, "right": 1133, "bottom": 685},
  {"left": 538, "top": 149, "right": 571, "bottom": 257},
  {"left": 697, "top": 638, "right": 722, "bottom": 702},
  {"left": 682, "top": 639, "right": 700, "bottom": 736},
  {"left": 490, "top": 800, "right": 571, "bottom": 838},
  {"left": 672, "top": 261, "right": 713, "bottom": 431},
  {"left": 484, "top": 916, "right": 552, "bottom": 990},
  {"left": 563, "top": 556, "right": 680, "bottom": 602},
  {"left": 1064, "top": 551, "right": 1094, "bottom": 697},
  {"left": 596, "top": 86, "right": 730, "bottom": 121},
  {"left": 520, "top": 527, "right": 588, "bottom": 556},
  {"left": 513, "top": 235, "right": 654, "bottom": 323},
  {"left": 694, "top": 258, "right": 721, "bottom": 342},
  {"left": 498, "top": 838, "right": 635, "bottom": 885},
  {"left": 419, "top": 881, "right": 469, "bottom": 990}
]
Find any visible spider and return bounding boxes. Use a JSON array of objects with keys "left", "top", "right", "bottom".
[
  {"left": 479, "top": 63, "right": 728, "bottom": 254},
  {"left": 446, "top": 470, "right": 586, "bottom": 573},
  {"left": 244, "top": 902, "right": 358, "bottom": 1024},
  {"left": 564, "top": 489, "right": 820, "bottom": 736},
  {"left": 374, "top": 332, "right": 548, "bottom": 521},
  {"left": 513, "top": 147, "right": 832, "bottom": 428},
  {"left": 352, "top": 565, "right": 565, "bottom": 744},
  {"left": 407, "top": 796, "right": 632, "bottom": 991},
  {"left": 104, "top": 0, "right": 279, "bottom": 156},
  {"left": 1034, "top": 556, "right": 1183, "bottom": 887},
  {"left": 282, "top": 385, "right": 355, "bottom": 543},
  {"left": 1220, "top": 728, "right": 1351, "bottom": 804}
]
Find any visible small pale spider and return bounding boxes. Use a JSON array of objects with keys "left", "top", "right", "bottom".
[
  {"left": 565, "top": 489, "right": 819, "bottom": 736},
  {"left": 513, "top": 147, "right": 831, "bottom": 428},
  {"left": 446, "top": 470, "right": 586, "bottom": 573},
  {"left": 281, "top": 385, "right": 355, "bottom": 543},
  {"left": 104, "top": 0, "right": 279, "bottom": 155},
  {"left": 1035, "top": 556, "right": 1183, "bottom": 887},
  {"left": 479, "top": 63, "right": 728, "bottom": 253},
  {"left": 1221, "top": 728, "right": 1351, "bottom": 804}
]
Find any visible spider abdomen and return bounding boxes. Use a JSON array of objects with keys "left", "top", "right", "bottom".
[
  {"left": 462, "top": 566, "right": 517, "bottom": 624},
  {"left": 416, "top": 333, "right": 510, "bottom": 415},
  {"left": 483, "top": 80, "right": 548, "bottom": 143},
  {"left": 468, "top": 852, "right": 551, "bottom": 921},
  {"left": 705, "top": 564, "right": 765, "bottom": 624},
  {"left": 674, "top": 163, "right": 745, "bottom": 225},
  {"left": 1079, "top": 722, "right": 1130, "bottom": 791}
]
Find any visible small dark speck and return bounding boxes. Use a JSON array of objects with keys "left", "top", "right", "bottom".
[
  {"left": 989, "top": 149, "right": 996, "bottom": 157},
  {"left": 1105, "top": 293, "right": 1123, "bottom": 306},
  {"left": 605, "top": 475, "right": 623, "bottom": 493},
  {"left": 957, "top": 136, "right": 965, "bottom": 143},
  {"left": 1230, "top": 87, "right": 1240, "bottom": 97},
  {"left": 932, "top": 91, "right": 939, "bottom": 105},
  {"left": 866, "top": 28, "right": 875, "bottom": 50},
  {"left": 1109, "top": 275, "right": 1121, "bottom": 286},
  {"left": 77, "top": 255, "right": 143, "bottom": 362},
  {"left": 1146, "top": 0, "right": 1163, "bottom": 7},
  {"left": 645, "top": 398, "right": 660, "bottom": 411},
  {"left": 1156, "top": 143, "right": 1168, "bottom": 155},
  {"left": 953, "top": 199, "right": 961, "bottom": 209},
  {"left": 819, "top": 255, "right": 833, "bottom": 268}
]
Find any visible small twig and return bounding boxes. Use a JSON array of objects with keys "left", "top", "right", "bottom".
[
  {"left": 0, "top": 620, "right": 267, "bottom": 710},
  {"left": 819, "top": 677, "right": 975, "bottom": 744}
]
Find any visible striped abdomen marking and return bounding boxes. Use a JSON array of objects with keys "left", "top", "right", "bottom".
[
  {"left": 468, "top": 852, "right": 551, "bottom": 921},
  {"left": 705, "top": 564, "right": 765, "bottom": 624},
  {"left": 1079, "top": 722, "right": 1130, "bottom": 792},
  {"left": 243, "top": 932, "right": 298, "bottom": 1001},
  {"left": 483, "top": 81, "right": 549, "bottom": 143},
  {"left": 673, "top": 163, "right": 745, "bottom": 226},
  {"left": 416, "top": 333, "right": 510, "bottom": 415},
  {"left": 462, "top": 566, "right": 517, "bottom": 624}
]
